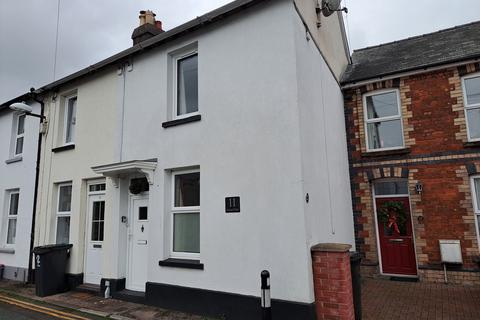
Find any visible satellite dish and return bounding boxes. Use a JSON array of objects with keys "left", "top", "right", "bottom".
[{"left": 321, "top": 0, "right": 342, "bottom": 17}]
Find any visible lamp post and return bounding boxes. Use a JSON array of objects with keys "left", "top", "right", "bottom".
[
  {"left": 9, "top": 99, "right": 45, "bottom": 284},
  {"left": 9, "top": 102, "right": 45, "bottom": 120}
]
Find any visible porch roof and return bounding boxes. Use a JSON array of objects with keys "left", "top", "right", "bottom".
[{"left": 91, "top": 159, "right": 157, "bottom": 185}]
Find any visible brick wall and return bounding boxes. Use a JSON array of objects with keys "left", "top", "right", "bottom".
[
  {"left": 344, "top": 63, "right": 480, "bottom": 284},
  {"left": 311, "top": 244, "right": 355, "bottom": 320}
]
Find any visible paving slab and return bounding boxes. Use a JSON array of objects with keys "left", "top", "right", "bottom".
[
  {"left": 362, "top": 278, "right": 480, "bottom": 320},
  {"left": 0, "top": 280, "right": 214, "bottom": 320}
]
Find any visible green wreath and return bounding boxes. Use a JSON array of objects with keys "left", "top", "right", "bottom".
[{"left": 377, "top": 201, "right": 407, "bottom": 235}]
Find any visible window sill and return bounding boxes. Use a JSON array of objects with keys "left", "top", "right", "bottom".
[
  {"left": 0, "top": 248, "right": 15, "bottom": 254},
  {"left": 162, "top": 114, "right": 201, "bottom": 128},
  {"left": 464, "top": 141, "right": 480, "bottom": 148},
  {"left": 52, "top": 144, "right": 75, "bottom": 153},
  {"left": 158, "top": 258, "right": 204, "bottom": 270},
  {"left": 362, "top": 148, "right": 411, "bottom": 158},
  {"left": 5, "top": 156, "right": 22, "bottom": 164}
]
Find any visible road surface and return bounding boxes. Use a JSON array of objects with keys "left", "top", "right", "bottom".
[{"left": 0, "top": 295, "right": 93, "bottom": 320}]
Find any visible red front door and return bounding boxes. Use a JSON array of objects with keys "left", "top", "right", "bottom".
[{"left": 376, "top": 197, "right": 417, "bottom": 276}]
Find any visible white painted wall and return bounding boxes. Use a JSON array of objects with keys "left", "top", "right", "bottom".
[
  {"left": 34, "top": 69, "right": 118, "bottom": 275},
  {"left": 293, "top": 2, "right": 355, "bottom": 272},
  {"left": 0, "top": 102, "right": 40, "bottom": 280},
  {"left": 105, "top": 0, "right": 352, "bottom": 303},
  {"left": 294, "top": 0, "right": 350, "bottom": 79},
  {"left": 33, "top": 0, "right": 353, "bottom": 305}
]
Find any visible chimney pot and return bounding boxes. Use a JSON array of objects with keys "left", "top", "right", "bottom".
[{"left": 132, "top": 10, "right": 164, "bottom": 45}]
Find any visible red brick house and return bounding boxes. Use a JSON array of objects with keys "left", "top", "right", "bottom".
[{"left": 342, "top": 21, "right": 480, "bottom": 284}]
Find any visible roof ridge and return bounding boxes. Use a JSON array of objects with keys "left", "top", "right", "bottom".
[{"left": 353, "top": 19, "right": 480, "bottom": 53}]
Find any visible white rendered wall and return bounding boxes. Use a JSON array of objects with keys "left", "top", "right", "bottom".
[
  {"left": 116, "top": 0, "right": 315, "bottom": 303},
  {"left": 34, "top": 69, "right": 118, "bottom": 275},
  {"left": 293, "top": 10, "right": 355, "bottom": 248},
  {"left": 0, "top": 102, "right": 40, "bottom": 280}
]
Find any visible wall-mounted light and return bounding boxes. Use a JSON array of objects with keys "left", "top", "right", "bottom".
[{"left": 415, "top": 182, "right": 423, "bottom": 194}]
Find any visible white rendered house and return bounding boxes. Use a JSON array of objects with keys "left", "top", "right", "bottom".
[
  {"left": 0, "top": 98, "right": 41, "bottom": 281},
  {"left": 26, "top": 0, "right": 354, "bottom": 319}
]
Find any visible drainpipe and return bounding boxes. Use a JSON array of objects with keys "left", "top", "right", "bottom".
[{"left": 27, "top": 88, "right": 45, "bottom": 284}]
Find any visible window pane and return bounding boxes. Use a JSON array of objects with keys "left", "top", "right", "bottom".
[
  {"left": 9, "top": 193, "right": 19, "bottom": 216},
  {"left": 467, "top": 108, "right": 480, "bottom": 140},
  {"left": 15, "top": 137, "right": 24, "bottom": 155},
  {"left": 65, "top": 97, "right": 77, "bottom": 143},
  {"left": 465, "top": 76, "right": 480, "bottom": 105},
  {"left": 474, "top": 179, "right": 480, "bottom": 211},
  {"left": 174, "top": 172, "right": 200, "bottom": 207},
  {"left": 139, "top": 207, "right": 148, "bottom": 220},
  {"left": 17, "top": 114, "right": 25, "bottom": 135},
  {"left": 56, "top": 216, "right": 70, "bottom": 244},
  {"left": 92, "top": 201, "right": 104, "bottom": 221},
  {"left": 367, "top": 119, "right": 403, "bottom": 149},
  {"left": 177, "top": 54, "right": 198, "bottom": 116},
  {"left": 89, "top": 184, "right": 105, "bottom": 192},
  {"left": 173, "top": 212, "right": 200, "bottom": 253},
  {"left": 374, "top": 181, "right": 408, "bottom": 196},
  {"left": 58, "top": 185, "right": 72, "bottom": 212},
  {"left": 6, "top": 219, "right": 16, "bottom": 244},
  {"left": 366, "top": 92, "right": 399, "bottom": 119}
]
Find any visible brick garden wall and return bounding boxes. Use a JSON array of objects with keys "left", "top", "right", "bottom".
[{"left": 344, "top": 63, "right": 480, "bottom": 284}]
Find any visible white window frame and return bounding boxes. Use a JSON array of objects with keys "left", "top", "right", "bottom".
[
  {"left": 55, "top": 183, "right": 72, "bottom": 244},
  {"left": 461, "top": 73, "right": 480, "bottom": 142},
  {"left": 63, "top": 95, "right": 77, "bottom": 145},
  {"left": 14, "top": 114, "right": 26, "bottom": 157},
  {"left": 170, "top": 169, "right": 200, "bottom": 260},
  {"left": 469, "top": 175, "right": 480, "bottom": 251},
  {"left": 363, "top": 89, "right": 405, "bottom": 152},
  {"left": 172, "top": 50, "right": 199, "bottom": 120},
  {"left": 4, "top": 190, "right": 19, "bottom": 247}
]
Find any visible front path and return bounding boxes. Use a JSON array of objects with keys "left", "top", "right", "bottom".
[{"left": 362, "top": 278, "right": 480, "bottom": 320}]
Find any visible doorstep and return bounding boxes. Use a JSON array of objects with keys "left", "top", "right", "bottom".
[{"left": 0, "top": 279, "right": 214, "bottom": 319}]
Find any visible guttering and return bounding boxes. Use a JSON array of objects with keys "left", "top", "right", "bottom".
[
  {"left": 341, "top": 56, "right": 480, "bottom": 89},
  {"left": 27, "top": 89, "right": 45, "bottom": 284}
]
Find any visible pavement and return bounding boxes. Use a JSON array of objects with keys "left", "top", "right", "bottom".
[
  {"left": 362, "top": 278, "right": 480, "bottom": 320},
  {"left": 0, "top": 278, "right": 479, "bottom": 319},
  {"left": 0, "top": 280, "right": 212, "bottom": 320}
]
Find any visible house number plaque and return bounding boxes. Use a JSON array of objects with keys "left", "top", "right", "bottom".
[{"left": 225, "top": 197, "right": 240, "bottom": 213}]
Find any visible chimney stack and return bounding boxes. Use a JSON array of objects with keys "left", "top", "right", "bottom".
[{"left": 132, "top": 10, "right": 164, "bottom": 45}]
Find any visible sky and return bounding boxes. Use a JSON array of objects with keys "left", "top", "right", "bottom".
[{"left": 1, "top": 0, "right": 479, "bottom": 103}]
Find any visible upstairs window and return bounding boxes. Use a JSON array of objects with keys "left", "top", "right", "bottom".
[
  {"left": 14, "top": 114, "right": 25, "bottom": 157},
  {"left": 363, "top": 90, "right": 404, "bottom": 151},
  {"left": 462, "top": 74, "right": 480, "bottom": 141},
  {"left": 64, "top": 96, "right": 77, "bottom": 144},
  {"left": 56, "top": 184, "right": 72, "bottom": 244},
  {"left": 5, "top": 190, "right": 19, "bottom": 245},
  {"left": 175, "top": 52, "right": 198, "bottom": 118}
]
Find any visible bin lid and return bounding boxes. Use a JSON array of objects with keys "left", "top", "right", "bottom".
[
  {"left": 33, "top": 244, "right": 73, "bottom": 254},
  {"left": 350, "top": 251, "right": 362, "bottom": 262}
]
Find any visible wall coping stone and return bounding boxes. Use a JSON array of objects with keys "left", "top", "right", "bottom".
[{"left": 311, "top": 243, "right": 352, "bottom": 253}]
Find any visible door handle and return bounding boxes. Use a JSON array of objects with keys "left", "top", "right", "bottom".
[
  {"left": 389, "top": 239, "right": 404, "bottom": 243},
  {"left": 137, "top": 240, "right": 147, "bottom": 245}
]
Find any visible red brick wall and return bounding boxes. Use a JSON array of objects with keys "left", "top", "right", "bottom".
[
  {"left": 311, "top": 246, "right": 355, "bottom": 320},
  {"left": 344, "top": 63, "right": 480, "bottom": 279}
]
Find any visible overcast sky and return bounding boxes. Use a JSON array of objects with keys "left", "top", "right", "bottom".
[{"left": 1, "top": 0, "right": 479, "bottom": 103}]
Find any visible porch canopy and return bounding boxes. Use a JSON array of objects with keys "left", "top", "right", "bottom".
[{"left": 91, "top": 159, "right": 157, "bottom": 187}]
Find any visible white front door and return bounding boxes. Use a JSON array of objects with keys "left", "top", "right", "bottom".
[
  {"left": 126, "top": 196, "right": 149, "bottom": 291},
  {"left": 84, "top": 194, "right": 105, "bottom": 284}
]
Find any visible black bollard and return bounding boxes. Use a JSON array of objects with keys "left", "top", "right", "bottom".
[{"left": 261, "top": 270, "right": 271, "bottom": 320}]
